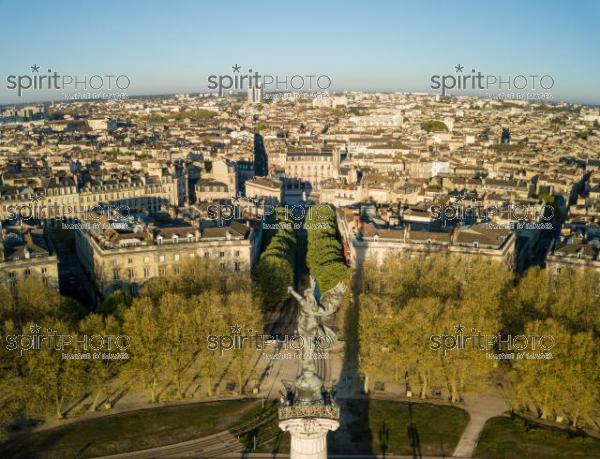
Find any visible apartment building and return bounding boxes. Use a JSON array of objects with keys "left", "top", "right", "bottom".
[
  {"left": 546, "top": 238, "right": 600, "bottom": 274},
  {"left": 337, "top": 207, "right": 516, "bottom": 268},
  {"left": 0, "top": 227, "right": 58, "bottom": 286},
  {"left": 245, "top": 177, "right": 283, "bottom": 203},
  {"left": 284, "top": 149, "right": 340, "bottom": 186},
  {"left": 75, "top": 215, "right": 262, "bottom": 298},
  {"left": 0, "top": 174, "right": 187, "bottom": 222}
]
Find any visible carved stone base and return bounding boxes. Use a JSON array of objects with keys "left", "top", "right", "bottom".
[{"left": 278, "top": 417, "right": 340, "bottom": 459}]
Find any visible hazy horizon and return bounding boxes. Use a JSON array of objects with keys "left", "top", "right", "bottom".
[{"left": 1, "top": 0, "right": 599, "bottom": 105}]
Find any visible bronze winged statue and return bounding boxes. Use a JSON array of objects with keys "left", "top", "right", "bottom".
[
  {"left": 283, "top": 276, "right": 347, "bottom": 405},
  {"left": 288, "top": 275, "right": 347, "bottom": 350}
]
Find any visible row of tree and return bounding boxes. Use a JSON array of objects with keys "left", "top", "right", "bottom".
[
  {"left": 356, "top": 253, "right": 599, "bottom": 429},
  {"left": 358, "top": 254, "right": 507, "bottom": 401},
  {"left": 1, "top": 278, "right": 91, "bottom": 426},
  {"left": 505, "top": 267, "right": 599, "bottom": 427},
  {"left": 253, "top": 208, "right": 297, "bottom": 308},
  {"left": 305, "top": 205, "right": 351, "bottom": 339},
  {"left": 0, "top": 259, "right": 263, "bottom": 439},
  {"left": 305, "top": 205, "right": 348, "bottom": 293},
  {"left": 123, "top": 286, "right": 260, "bottom": 404}
]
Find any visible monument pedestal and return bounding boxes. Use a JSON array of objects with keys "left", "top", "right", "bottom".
[{"left": 278, "top": 417, "right": 339, "bottom": 459}]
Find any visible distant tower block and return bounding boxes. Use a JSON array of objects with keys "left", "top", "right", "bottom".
[
  {"left": 278, "top": 416, "right": 339, "bottom": 459},
  {"left": 247, "top": 83, "right": 263, "bottom": 103}
]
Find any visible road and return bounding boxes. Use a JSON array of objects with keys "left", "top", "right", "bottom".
[{"left": 51, "top": 226, "right": 97, "bottom": 309}]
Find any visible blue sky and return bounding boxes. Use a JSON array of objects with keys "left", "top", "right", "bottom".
[{"left": 0, "top": 0, "right": 599, "bottom": 104}]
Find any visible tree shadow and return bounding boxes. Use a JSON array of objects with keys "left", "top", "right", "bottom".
[
  {"left": 109, "top": 383, "right": 130, "bottom": 407},
  {"left": 379, "top": 421, "right": 390, "bottom": 457},
  {"left": 63, "top": 391, "right": 91, "bottom": 417},
  {"left": 407, "top": 403, "right": 422, "bottom": 459},
  {"left": 74, "top": 441, "right": 94, "bottom": 458},
  {"left": 213, "top": 358, "right": 233, "bottom": 395}
]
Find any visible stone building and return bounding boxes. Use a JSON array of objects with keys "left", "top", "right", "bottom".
[
  {"left": 75, "top": 215, "right": 262, "bottom": 299},
  {"left": 337, "top": 207, "right": 516, "bottom": 269},
  {"left": 0, "top": 226, "right": 58, "bottom": 287}
]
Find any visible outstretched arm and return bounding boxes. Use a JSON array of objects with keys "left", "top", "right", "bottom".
[{"left": 288, "top": 286, "right": 304, "bottom": 302}]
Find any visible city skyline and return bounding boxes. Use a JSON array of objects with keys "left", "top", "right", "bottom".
[
  {"left": 1, "top": 2, "right": 599, "bottom": 458},
  {"left": 1, "top": 0, "right": 599, "bottom": 104}
]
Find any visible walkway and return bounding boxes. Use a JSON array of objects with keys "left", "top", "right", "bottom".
[{"left": 452, "top": 387, "right": 508, "bottom": 458}]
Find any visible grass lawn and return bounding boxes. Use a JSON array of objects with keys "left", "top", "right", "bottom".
[
  {"left": 229, "top": 398, "right": 278, "bottom": 434},
  {"left": 244, "top": 399, "right": 469, "bottom": 456},
  {"left": 475, "top": 416, "right": 600, "bottom": 459},
  {"left": 0, "top": 399, "right": 261, "bottom": 459},
  {"left": 238, "top": 404, "right": 291, "bottom": 453}
]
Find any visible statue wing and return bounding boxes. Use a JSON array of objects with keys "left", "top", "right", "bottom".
[
  {"left": 319, "top": 324, "right": 338, "bottom": 344},
  {"left": 318, "top": 281, "right": 347, "bottom": 316}
]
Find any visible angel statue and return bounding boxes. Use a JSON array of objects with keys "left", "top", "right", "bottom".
[
  {"left": 282, "top": 276, "right": 347, "bottom": 405},
  {"left": 287, "top": 276, "right": 347, "bottom": 355}
]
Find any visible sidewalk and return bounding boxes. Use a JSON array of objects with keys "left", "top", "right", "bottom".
[{"left": 452, "top": 387, "right": 509, "bottom": 458}]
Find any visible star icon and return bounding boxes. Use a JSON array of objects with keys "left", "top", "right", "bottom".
[
  {"left": 454, "top": 324, "right": 465, "bottom": 334},
  {"left": 454, "top": 64, "right": 464, "bottom": 73},
  {"left": 30, "top": 323, "right": 41, "bottom": 334},
  {"left": 230, "top": 324, "right": 241, "bottom": 334},
  {"left": 31, "top": 191, "right": 45, "bottom": 202},
  {"left": 31, "top": 64, "right": 40, "bottom": 73},
  {"left": 232, "top": 64, "right": 241, "bottom": 73}
]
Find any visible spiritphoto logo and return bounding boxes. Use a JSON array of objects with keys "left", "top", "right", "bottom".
[
  {"left": 206, "top": 324, "right": 333, "bottom": 357},
  {"left": 4, "top": 323, "right": 130, "bottom": 359},
  {"left": 207, "top": 201, "right": 334, "bottom": 227},
  {"left": 429, "top": 199, "right": 555, "bottom": 226},
  {"left": 5, "top": 201, "right": 131, "bottom": 224},
  {"left": 207, "top": 64, "right": 332, "bottom": 96},
  {"left": 430, "top": 64, "right": 555, "bottom": 100},
  {"left": 429, "top": 324, "right": 556, "bottom": 360},
  {"left": 5, "top": 64, "right": 131, "bottom": 99}
]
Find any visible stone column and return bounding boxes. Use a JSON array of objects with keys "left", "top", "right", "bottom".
[{"left": 278, "top": 417, "right": 340, "bottom": 459}]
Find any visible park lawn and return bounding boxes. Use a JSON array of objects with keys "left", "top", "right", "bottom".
[
  {"left": 238, "top": 406, "right": 291, "bottom": 453},
  {"left": 229, "top": 398, "right": 278, "bottom": 434},
  {"left": 0, "top": 399, "right": 261, "bottom": 459},
  {"left": 246, "top": 399, "right": 469, "bottom": 456},
  {"left": 475, "top": 416, "right": 600, "bottom": 459},
  {"left": 352, "top": 399, "right": 469, "bottom": 456}
]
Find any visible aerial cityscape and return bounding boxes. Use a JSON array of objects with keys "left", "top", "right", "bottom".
[{"left": 0, "top": 1, "right": 599, "bottom": 458}]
